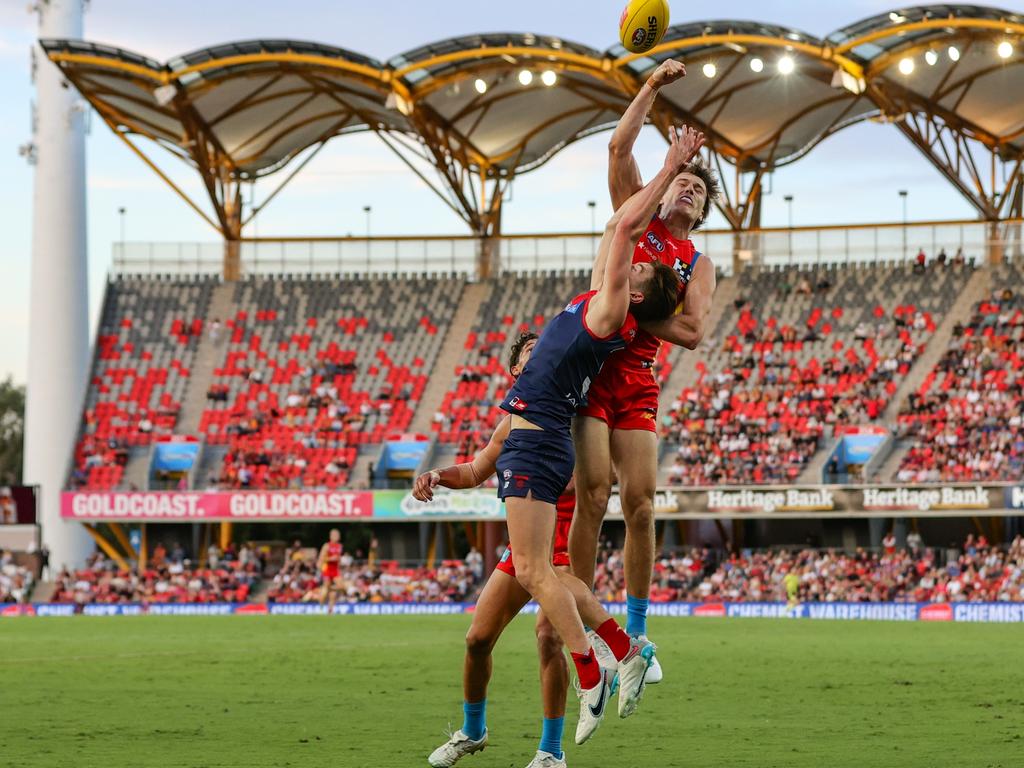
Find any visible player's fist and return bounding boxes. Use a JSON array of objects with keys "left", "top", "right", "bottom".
[
  {"left": 412, "top": 470, "right": 441, "bottom": 502},
  {"left": 664, "top": 124, "right": 705, "bottom": 171},
  {"left": 648, "top": 59, "right": 686, "bottom": 88}
]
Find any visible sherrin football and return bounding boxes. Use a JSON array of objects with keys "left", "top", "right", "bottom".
[{"left": 619, "top": 0, "right": 670, "bottom": 53}]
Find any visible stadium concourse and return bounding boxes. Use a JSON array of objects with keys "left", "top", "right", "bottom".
[{"left": 8, "top": 534, "right": 1023, "bottom": 606}]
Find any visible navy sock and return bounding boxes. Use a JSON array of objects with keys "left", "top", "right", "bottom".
[
  {"left": 462, "top": 699, "right": 486, "bottom": 741},
  {"left": 626, "top": 593, "right": 649, "bottom": 637},
  {"left": 539, "top": 716, "right": 564, "bottom": 759}
]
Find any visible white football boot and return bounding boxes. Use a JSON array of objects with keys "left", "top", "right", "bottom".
[
  {"left": 616, "top": 636, "right": 657, "bottom": 718},
  {"left": 524, "top": 749, "right": 567, "bottom": 767},
  {"left": 428, "top": 729, "right": 488, "bottom": 767},
  {"left": 574, "top": 666, "right": 615, "bottom": 745}
]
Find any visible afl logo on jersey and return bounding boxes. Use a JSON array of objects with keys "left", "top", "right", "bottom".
[{"left": 646, "top": 232, "right": 665, "bottom": 252}]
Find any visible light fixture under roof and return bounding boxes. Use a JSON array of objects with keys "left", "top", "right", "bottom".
[
  {"left": 778, "top": 55, "right": 795, "bottom": 75},
  {"left": 948, "top": 45, "right": 960, "bottom": 61},
  {"left": 541, "top": 70, "right": 557, "bottom": 86},
  {"left": 474, "top": 78, "right": 487, "bottom": 94},
  {"left": 898, "top": 57, "right": 915, "bottom": 75},
  {"left": 518, "top": 69, "right": 533, "bottom": 86},
  {"left": 750, "top": 57, "right": 764, "bottom": 73},
  {"left": 924, "top": 50, "right": 938, "bottom": 66},
  {"left": 997, "top": 40, "right": 1013, "bottom": 59},
  {"left": 702, "top": 62, "right": 717, "bottom": 78}
]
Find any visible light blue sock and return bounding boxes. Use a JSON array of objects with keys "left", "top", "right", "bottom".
[
  {"left": 539, "top": 716, "right": 564, "bottom": 759},
  {"left": 626, "top": 594, "right": 649, "bottom": 637},
  {"left": 462, "top": 699, "right": 486, "bottom": 741}
]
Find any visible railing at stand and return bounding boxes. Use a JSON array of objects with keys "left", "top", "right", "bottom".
[{"left": 111, "top": 217, "right": 1022, "bottom": 278}]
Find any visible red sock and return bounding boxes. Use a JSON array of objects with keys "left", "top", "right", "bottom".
[
  {"left": 595, "top": 618, "right": 631, "bottom": 662},
  {"left": 571, "top": 648, "right": 600, "bottom": 689}
]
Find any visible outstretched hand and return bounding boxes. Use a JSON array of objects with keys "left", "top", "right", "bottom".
[
  {"left": 664, "top": 125, "right": 705, "bottom": 171},
  {"left": 412, "top": 470, "right": 441, "bottom": 502},
  {"left": 648, "top": 59, "right": 686, "bottom": 88}
]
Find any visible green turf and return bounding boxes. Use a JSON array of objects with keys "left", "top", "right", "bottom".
[{"left": 1, "top": 615, "right": 1021, "bottom": 767}]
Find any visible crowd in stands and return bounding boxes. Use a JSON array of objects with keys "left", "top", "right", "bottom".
[
  {"left": 0, "top": 551, "right": 34, "bottom": 604},
  {"left": 50, "top": 542, "right": 262, "bottom": 605},
  {"left": 266, "top": 540, "right": 482, "bottom": 603},
  {"left": 895, "top": 285, "right": 1024, "bottom": 482},
  {"left": 662, "top": 308, "right": 926, "bottom": 485},
  {"left": 593, "top": 535, "right": 1024, "bottom": 603}
]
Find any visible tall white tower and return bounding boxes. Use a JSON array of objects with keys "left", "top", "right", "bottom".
[{"left": 25, "top": 0, "right": 92, "bottom": 569}]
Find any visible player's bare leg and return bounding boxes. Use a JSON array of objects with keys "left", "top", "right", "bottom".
[
  {"left": 506, "top": 495, "right": 588, "bottom": 654},
  {"left": 464, "top": 570, "right": 530, "bottom": 702},
  {"left": 430, "top": 570, "right": 528, "bottom": 767},
  {"left": 569, "top": 416, "right": 613, "bottom": 589},
  {"left": 610, "top": 427, "right": 662, "bottom": 683},
  {"left": 533, "top": 605, "right": 568, "bottom": 766}
]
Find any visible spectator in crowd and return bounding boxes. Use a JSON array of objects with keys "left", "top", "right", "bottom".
[{"left": 0, "top": 550, "right": 34, "bottom": 604}]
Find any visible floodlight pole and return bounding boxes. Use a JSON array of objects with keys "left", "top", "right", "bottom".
[
  {"left": 899, "top": 190, "right": 908, "bottom": 259},
  {"left": 784, "top": 195, "right": 794, "bottom": 261},
  {"left": 25, "top": 0, "right": 92, "bottom": 568},
  {"left": 588, "top": 200, "right": 597, "bottom": 256}
]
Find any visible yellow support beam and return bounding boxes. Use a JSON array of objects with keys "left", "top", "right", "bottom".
[
  {"left": 108, "top": 523, "right": 137, "bottom": 560},
  {"left": 83, "top": 525, "right": 131, "bottom": 572},
  {"left": 140, "top": 523, "right": 148, "bottom": 571},
  {"left": 219, "top": 522, "right": 233, "bottom": 551}
]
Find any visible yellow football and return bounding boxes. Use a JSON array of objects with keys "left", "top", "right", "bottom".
[{"left": 619, "top": 0, "right": 670, "bottom": 53}]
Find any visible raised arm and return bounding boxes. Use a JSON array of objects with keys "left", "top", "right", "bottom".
[
  {"left": 412, "top": 415, "right": 513, "bottom": 501},
  {"left": 588, "top": 126, "right": 705, "bottom": 336},
  {"left": 608, "top": 60, "right": 687, "bottom": 210},
  {"left": 640, "top": 256, "right": 716, "bottom": 349}
]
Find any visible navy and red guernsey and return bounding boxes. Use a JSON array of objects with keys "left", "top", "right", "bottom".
[{"left": 499, "top": 291, "right": 638, "bottom": 433}]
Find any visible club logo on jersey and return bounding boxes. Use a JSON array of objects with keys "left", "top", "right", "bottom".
[
  {"left": 646, "top": 231, "right": 665, "bottom": 252},
  {"left": 672, "top": 256, "right": 694, "bottom": 284},
  {"left": 508, "top": 395, "right": 527, "bottom": 411},
  {"left": 514, "top": 474, "right": 529, "bottom": 489}
]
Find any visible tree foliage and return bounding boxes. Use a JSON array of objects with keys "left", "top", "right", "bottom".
[{"left": 0, "top": 378, "right": 25, "bottom": 486}]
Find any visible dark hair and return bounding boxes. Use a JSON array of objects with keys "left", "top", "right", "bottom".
[
  {"left": 682, "top": 157, "right": 720, "bottom": 231},
  {"left": 507, "top": 331, "right": 539, "bottom": 375},
  {"left": 630, "top": 262, "right": 680, "bottom": 323}
]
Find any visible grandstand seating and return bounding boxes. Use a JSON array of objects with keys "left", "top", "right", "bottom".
[
  {"left": 50, "top": 546, "right": 261, "bottom": 604},
  {"left": 68, "top": 258, "right": 1022, "bottom": 492},
  {"left": 70, "top": 277, "right": 216, "bottom": 490},
  {"left": 431, "top": 270, "right": 676, "bottom": 458},
  {"left": 199, "top": 275, "right": 462, "bottom": 489},
  {"left": 894, "top": 261, "right": 1024, "bottom": 482},
  {"left": 267, "top": 552, "right": 479, "bottom": 603},
  {"left": 661, "top": 261, "right": 967, "bottom": 484},
  {"left": 596, "top": 536, "right": 1024, "bottom": 603}
]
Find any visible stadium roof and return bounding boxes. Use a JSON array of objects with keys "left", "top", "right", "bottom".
[{"left": 40, "top": 4, "right": 1024, "bottom": 239}]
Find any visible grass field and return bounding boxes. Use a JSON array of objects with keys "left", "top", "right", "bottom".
[{"left": 2, "top": 615, "right": 1022, "bottom": 768}]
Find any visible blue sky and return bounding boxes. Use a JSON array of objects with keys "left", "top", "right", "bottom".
[{"left": 0, "top": 0, "right": 989, "bottom": 384}]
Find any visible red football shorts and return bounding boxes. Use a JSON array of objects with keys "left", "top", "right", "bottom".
[
  {"left": 496, "top": 517, "right": 571, "bottom": 577},
  {"left": 578, "top": 366, "right": 659, "bottom": 432},
  {"left": 323, "top": 564, "right": 339, "bottom": 581}
]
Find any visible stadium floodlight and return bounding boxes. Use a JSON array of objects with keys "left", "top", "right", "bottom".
[
  {"left": 997, "top": 40, "right": 1013, "bottom": 59},
  {"left": 749, "top": 57, "right": 764, "bottom": 73},
  {"left": 778, "top": 55, "right": 795, "bottom": 75},
  {"left": 898, "top": 57, "right": 915, "bottom": 75},
  {"left": 924, "top": 50, "right": 938, "bottom": 66},
  {"left": 518, "top": 69, "right": 533, "bottom": 86},
  {"left": 948, "top": 45, "right": 960, "bottom": 61},
  {"left": 541, "top": 70, "right": 558, "bottom": 86},
  {"left": 474, "top": 78, "right": 487, "bottom": 94},
  {"left": 702, "top": 62, "right": 717, "bottom": 78}
]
